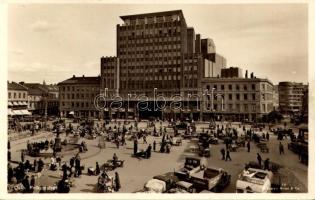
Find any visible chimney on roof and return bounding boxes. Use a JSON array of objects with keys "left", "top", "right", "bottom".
[
  {"left": 82, "top": 75, "right": 85, "bottom": 78},
  {"left": 245, "top": 70, "right": 248, "bottom": 78},
  {"left": 19, "top": 81, "right": 25, "bottom": 85},
  {"left": 250, "top": 72, "right": 254, "bottom": 79},
  {"left": 73, "top": 75, "right": 75, "bottom": 78}
]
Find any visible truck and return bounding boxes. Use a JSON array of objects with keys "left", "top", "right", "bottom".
[
  {"left": 174, "top": 157, "right": 203, "bottom": 181},
  {"left": 236, "top": 168, "right": 273, "bottom": 193},
  {"left": 142, "top": 172, "right": 180, "bottom": 193},
  {"left": 189, "top": 167, "right": 231, "bottom": 192}
]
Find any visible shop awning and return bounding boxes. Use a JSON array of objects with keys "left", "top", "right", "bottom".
[
  {"left": 13, "top": 102, "right": 18, "bottom": 106},
  {"left": 69, "top": 111, "right": 75, "bottom": 115},
  {"left": 22, "top": 101, "right": 28, "bottom": 105},
  {"left": 20, "top": 110, "right": 31, "bottom": 115},
  {"left": 8, "top": 109, "right": 13, "bottom": 115},
  {"left": 8, "top": 102, "right": 13, "bottom": 106}
]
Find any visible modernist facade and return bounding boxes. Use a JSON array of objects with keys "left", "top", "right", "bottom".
[
  {"left": 101, "top": 10, "right": 226, "bottom": 98},
  {"left": 58, "top": 76, "right": 101, "bottom": 118},
  {"left": 59, "top": 10, "right": 276, "bottom": 121},
  {"left": 278, "top": 81, "right": 307, "bottom": 114}
]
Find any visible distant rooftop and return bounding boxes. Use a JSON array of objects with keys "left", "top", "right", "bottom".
[
  {"left": 7, "top": 82, "right": 28, "bottom": 91},
  {"left": 58, "top": 75, "right": 100, "bottom": 85},
  {"left": 120, "top": 10, "right": 183, "bottom": 20}
]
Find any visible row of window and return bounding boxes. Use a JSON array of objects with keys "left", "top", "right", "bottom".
[
  {"left": 59, "top": 93, "right": 99, "bottom": 100},
  {"left": 8, "top": 92, "right": 26, "bottom": 99},
  {"left": 61, "top": 102, "right": 93, "bottom": 108},
  {"left": 60, "top": 86, "right": 99, "bottom": 92},
  {"left": 206, "top": 83, "right": 256, "bottom": 91},
  {"left": 119, "top": 35, "right": 181, "bottom": 43}
]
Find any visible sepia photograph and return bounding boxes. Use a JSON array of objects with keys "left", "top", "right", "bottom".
[{"left": 4, "top": 1, "right": 312, "bottom": 197}]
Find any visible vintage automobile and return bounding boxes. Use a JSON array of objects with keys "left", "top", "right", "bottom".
[
  {"left": 168, "top": 181, "right": 196, "bottom": 193},
  {"left": 189, "top": 167, "right": 231, "bottom": 192},
  {"left": 142, "top": 172, "right": 180, "bottom": 193},
  {"left": 174, "top": 157, "right": 203, "bottom": 180},
  {"left": 236, "top": 168, "right": 273, "bottom": 193}
]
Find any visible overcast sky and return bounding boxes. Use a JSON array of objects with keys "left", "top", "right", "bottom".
[{"left": 8, "top": 3, "right": 308, "bottom": 85}]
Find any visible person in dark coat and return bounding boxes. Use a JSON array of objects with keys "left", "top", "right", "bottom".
[
  {"left": 225, "top": 150, "right": 232, "bottom": 161},
  {"left": 153, "top": 140, "right": 156, "bottom": 152},
  {"left": 113, "top": 153, "right": 118, "bottom": 168},
  {"left": 62, "top": 162, "right": 68, "bottom": 179},
  {"left": 146, "top": 144, "right": 152, "bottom": 159},
  {"left": 114, "top": 172, "right": 121, "bottom": 192},
  {"left": 8, "top": 163, "right": 13, "bottom": 183},
  {"left": 133, "top": 140, "right": 138, "bottom": 155},
  {"left": 95, "top": 162, "right": 100, "bottom": 175},
  {"left": 21, "top": 151, "right": 25, "bottom": 163},
  {"left": 266, "top": 132, "right": 270, "bottom": 141},
  {"left": 75, "top": 158, "right": 81, "bottom": 177},
  {"left": 8, "top": 151, "right": 11, "bottom": 162},
  {"left": 257, "top": 153, "right": 262, "bottom": 168},
  {"left": 264, "top": 158, "right": 270, "bottom": 170},
  {"left": 38, "top": 158, "right": 44, "bottom": 172},
  {"left": 22, "top": 175, "right": 30, "bottom": 193},
  {"left": 70, "top": 157, "right": 75, "bottom": 168},
  {"left": 30, "top": 175, "right": 35, "bottom": 192},
  {"left": 247, "top": 141, "right": 251, "bottom": 153},
  {"left": 220, "top": 148, "right": 225, "bottom": 160}
]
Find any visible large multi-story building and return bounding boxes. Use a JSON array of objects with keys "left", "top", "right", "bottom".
[
  {"left": 278, "top": 82, "right": 306, "bottom": 114},
  {"left": 59, "top": 10, "right": 276, "bottom": 121},
  {"left": 58, "top": 75, "right": 101, "bottom": 118},
  {"left": 100, "top": 10, "right": 227, "bottom": 119}
]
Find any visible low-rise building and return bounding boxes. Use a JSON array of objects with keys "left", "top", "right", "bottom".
[
  {"left": 200, "top": 76, "right": 274, "bottom": 122},
  {"left": 7, "top": 81, "right": 30, "bottom": 116},
  {"left": 58, "top": 75, "right": 101, "bottom": 118}
]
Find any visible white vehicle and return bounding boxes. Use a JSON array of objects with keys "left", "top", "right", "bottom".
[
  {"left": 143, "top": 179, "right": 166, "bottom": 193},
  {"left": 236, "top": 168, "right": 273, "bottom": 193}
]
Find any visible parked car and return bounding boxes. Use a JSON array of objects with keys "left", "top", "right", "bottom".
[
  {"left": 174, "top": 157, "right": 202, "bottom": 180},
  {"left": 189, "top": 167, "right": 231, "bottom": 192},
  {"left": 236, "top": 168, "right": 273, "bottom": 193}
]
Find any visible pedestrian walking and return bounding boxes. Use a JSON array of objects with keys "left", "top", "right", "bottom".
[
  {"left": 279, "top": 142, "right": 284, "bottom": 155},
  {"left": 146, "top": 144, "right": 152, "bottom": 159},
  {"left": 153, "top": 140, "right": 156, "bottom": 152},
  {"left": 133, "top": 139, "right": 138, "bottom": 155},
  {"left": 22, "top": 175, "right": 31, "bottom": 193},
  {"left": 257, "top": 153, "right": 262, "bottom": 168},
  {"left": 247, "top": 141, "right": 251, "bottom": 153},
  {"left": 30, "top": 175, "right": 35, "bottom": 192},
  {"left": 225, "top": 150, "right": 232, "bottom": 161},
  {"left": 266, "top": 132, "right": 270, "bottom": 141},
  {"left": 220, "top": 148, "right": 225, "bottom": 160},
  {"left": 114, "top": 172, "right": 121, "bottom": 192},
  {"left": 8, "top": 151, "right": 11, "bottom": 162},
  {"left": 264, "top": 158, "right": 270, "bottom": 170},
  {"left": 95, "top": 162, "right": 100, "bottom": 175},
  {"left": 21, "top": 151, "right": 25, "bottom": 163}
]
